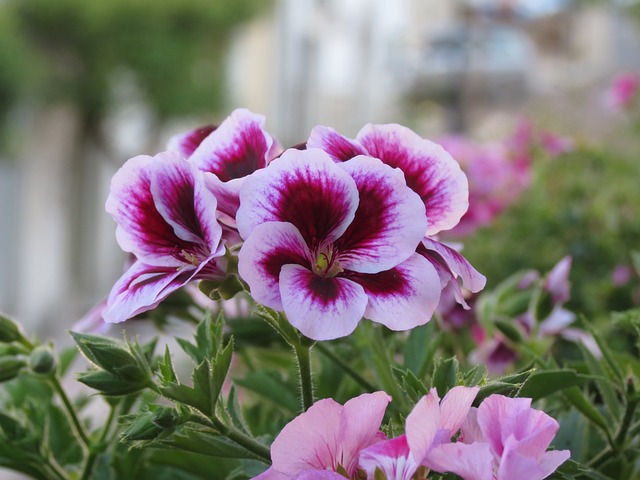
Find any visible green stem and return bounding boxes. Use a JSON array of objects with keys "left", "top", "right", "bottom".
[
  {"left": 614, "top": 395, "right": 639, "bottom": 448},
  {"left": 211, "top": 417, "right": 272, "bottom": 463},
  {"left": 315, "top": 342, "right": 377, "bottom": 392},
  {"left": 80, "top": 404, "right": 118, "bottom": 480},
  {"left": 50, "top": 376, "right": 91, "bottom": 449},
  {"left": 293, "top": 341, "right": 314, "bottom": 412},
  {"left": 45, "top": 456, "right": 72, "bottom": 480}
]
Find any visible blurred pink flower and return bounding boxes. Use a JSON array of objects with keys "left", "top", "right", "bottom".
[
  {"left": 255, "top": 392, "right": 391, "bottom": 479},
  {"left": 606, "top": 73, "right": 639, "bottom": 111},
  {"left": 427, "top": 395, "right": 570, "bottom": 480},
  {"left": 611, "top": 264, "right": 633, "bottom": 287}
]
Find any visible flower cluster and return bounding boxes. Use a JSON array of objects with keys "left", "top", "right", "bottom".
[
  {"left": 103, "top": 109, "right": 485, "bottom": 340},
  {"left": 256, "top": 389, "right": 569, "bottom": 480}
]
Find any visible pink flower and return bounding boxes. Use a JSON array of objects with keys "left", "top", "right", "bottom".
[
  {"left": 358, "top": 386, "right": 479, "bottom": 480},
  {"left": 103, "top": 152, "right": 226, "bottom": 323},
  {"left": 237, "top": 148, "right": 442, "bottom": 340},
  {"left": 606, "top": 73, "right": 639, "bottom": 111},
  {"left": 307, "top": 124, "right": 486, "bottom": 309},
  {"left": 427, "top": 395, "right": 570, "bottom": 480},
  {"left": 168, "top": 108, "right": 283, "bottom": 237},
  {"left": 255, "top": 392, "right": 391, "bottom": 479}
]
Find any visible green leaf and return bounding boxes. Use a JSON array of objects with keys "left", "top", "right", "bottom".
[
  {"left": 210, "top": 338, "right": 234, "bottom": 411},
  {"left": 563, "top": 386, "right": 611, "bottom": 435},
  {"left": 518, "top": 369, "right": 593, "bottom": 400},
  {"left": 494, "top": 318, "right": 525, "bottom": 343},
  {"left": 234, "top": 371, "right": 299, "bottom": 414},
  {"left": 404, "top": 322, "right": 439, "bottom": 378},
  {"left": 577, "top": 343, "right": 621, "bottom": 420},
  {"left": 431, "top": 356, "right": 459, "bottom": 398},
  {"left": 475, "top": 381, "right": 521, "bottom": 405},
  {"left": 396, "top": 368, "right": 429, "bottom": 403}
]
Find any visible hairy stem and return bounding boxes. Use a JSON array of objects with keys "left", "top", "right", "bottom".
[
  {"left": 50, "top": 376, "right": 91, "bottom": 449},
  {"left": 293, "top": 341, "right": 314, "bottom": 412}
]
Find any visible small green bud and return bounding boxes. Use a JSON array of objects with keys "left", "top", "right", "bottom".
[
  {"left": 0, "top": 315, "right": 24, "bottom": 343},
  {"left": 0, "top": 356, "right": 25, "bottom": 382},
  {"left": 77, "top": 370, "right": 147, "bottom": 396},
  {"left": 217, "top": 274, "right": 245, "bottom": 300},
  {"left": 152, "top": 406, "right": 180, "bottom": 429},
  {"left": 29, "top": 345, "right": 57, "bottom": 375},
  {"left": 121, "top": 412, "right": 162, "bottom": 442}
]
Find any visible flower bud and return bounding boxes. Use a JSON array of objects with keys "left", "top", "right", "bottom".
[
  {"left": 29, "top": 345, "right": 57, "bottom": 375},
  {"left": 0, "top": 315, "right": 24, "bottom": 344},
  {"left": 0, "top": 356, "right": 25, "bottom": 382},
  {"left": 152, "top": 406, "right": 180, "bottom": 429}
]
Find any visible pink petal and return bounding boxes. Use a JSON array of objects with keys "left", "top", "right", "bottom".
[
  {"left": 425, "top": 442, "right": 494, "bottom": 480},
  {"left": 420, "top": 238, "right": 486, "bottom": 294},
  {"left": 203, "top": 173, "right": 243, "bottom": 227},
  {"left": 350, "top": 253, "right": 441, "bottom": 331},
  {"left": 237, "top": 222, "right": 310, "bottom": 311},
  {"left": 279, "top": 264, "right": 368, "bottom": 341},
  {"left": 307, "top": 125, "right": 367, "bottom": 161},
  {"left": 103, "top": 261, "right": 193, "bottom": 324},
  {"left": 167, "top": 125, "right": 216, "bottom": 158},
  {"left": 295, "top": 471, "right": 347, "bottom": 480},
  {"left": 359, "top": 435, "right": 419, "bottom": 480},
  {"left": 341, "top": 391, "right": 393, "bottom": 474},
  {"left": 106, "top": 153, "right": 185, "bottom": 266},
  {"left": 251, "top": 467, "right": 289, "bottom": 480},
  {"left": 189, "top": 108, "right": 281, "bottom": 181},
  {"left": 476, "top": 395, "right": 534, "bottom": 457},
  {"left": 336, "top": 156, "right": 427, "bottom": 273},
  {"left": 460, "top": 408, "right": 484, "bottom": 444},
  {"left": 150, "top": 156, "right": 222, "bottom": 252},
  {"left": 270, "top": 398, "right": 345, "bottom": 475},
  {"left": 439, "top": 386, "right": 480, "bottom": 435},
  {"left": 539, "top": 307, "right": 575, "bottom": 336},
  {"left": 356, "top": 124, "right": 469, "bottom": 236},
  {"left": 538, "top": 450, "right": 571, "bottom": 478},
  {"left": 237, "top": 149, "right": 359, "bottom": 245},
  {"left": 544, "top": 256, "right": 571, "bottom": 305},
  {"left": 405, "top": 390, "right": 441, "bottom": 462}
]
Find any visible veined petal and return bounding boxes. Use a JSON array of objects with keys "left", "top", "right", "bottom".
[
  {"left": 477, "top": 395, "right": 533, "bottom": 456},
  {"left": 359, "top": 435, "right": 420, "bottom": 480},
  {"left": 103, "top": 261, "right": 193, "bottom": 324},
  {"left": 356, "top": 124, "right": 469, "bottom": 235},
  {"left": 279, "top": 265, "right": 368, "bottom": 341},
  {"left": 106, "top": 153, "right": 185, "bottom": 266},
  {"left": 203, "top": 173, "right": 243, "bottom": 227},
  {"left": 349, "top": 254, "right": 441, "bottom": 331},
  {"left": 295, "top": 471, "right": 346, "bottom": 480},
  {"left": 425, "top": 442, "right": 494, "bottom": 480},
  {"left": 150, "top": 155, "right": 222, "bottom": 252},
  {"left": 336, "top": 156, "right": 427, "bottom": 273},
  {"left": 307, "top": 125, "right": 367, "bottom": 161},
  {"left": 189, "top": 108, "right": 281, "bottom": 181},
  {"left": 237, "top": 149, "right": 359, "bottom": 245},
  {"left": 341, "top": 392, "right": 392, "bottom": 475},
  {"left": 270, "top": 398, "right": 345, "bottom": 475},
  {"left": 238, "top": 222, "right": 309, "bottom": 311},
  {"left": 420, "top": 238, "right": 486, "bottom": 293},
  {"left": 167, "top": 125, "right": 217, "bottom": 158},
  {"left": 251, "top": 467, "right": 290, "bottom": 480}
]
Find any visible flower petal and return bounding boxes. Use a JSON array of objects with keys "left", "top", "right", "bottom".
[
  {"left": 349, "top": 253, "right": 441, "bottom": 331},
  {"left": 336, "top": 156, "right": 427, "bottom": 273},
  {"left": 405, "top": 390, "right": 441, "bottom": 463},
  {"left": 237, "top": 148, "right": 359, "bottom": 245},
  {"left": 425, "top": 442, "right": 494, "bottom": 480},
  {"left": 307, "top": 125, "right": 367, "bottom": 161},
  {"left": 356, "top": 124, "right": 469, "bottom": 235},
  {"left": 295, "top": 471, "right": 347, "bottom": 480},
  {"left": 341, "top": 391, "right": 392, "bottom": 475},
  {"left": 167, "top": 125, "right": 217, "bottom": 158},
  {"left": 270, "top": 398, "right": 345, "bottom": 475},
  {"left": 150, "top": 155, "right": 222, "bottom": 252},
  {"left": 106, "top": 153, "right": 186, "bottom": 266},
  {"left": 420, "top": 238, "right": 486, "bottom": 294},
  {"left": 103, "top": 261, "right": 193, "bottom": 324},
  {"left": 438, "top": 386, "right": 480, "bottom": 436},
  {"left": 189, "top": 108, "right": 281, "bottom": 182},
  {"left": 279, "top": 264, "right": 368, "bottom": 340},
  {"left": 238, "top": 222, "right": 310, "bottom": 311},
  {"left": 359, "top": 435, "right": 419, "bottom": 480}
]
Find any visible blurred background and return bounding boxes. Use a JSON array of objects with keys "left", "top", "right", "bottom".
[{"left": 1, "top": 0, "right": 640, "bottom": 337}]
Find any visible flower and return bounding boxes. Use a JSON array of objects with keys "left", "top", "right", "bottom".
[
  {"left": 426, "top": 395, "right": 570, "bottom": 480},
  {"left": 237, "top": 148, "right": 442, "bottom": 340},
  {"left": 168, "top": 108, "right": 282, "bottom": 235},
  {"left": 103, "top": 151, "right": 226, "bottom": 323},
  {"left": 358, "top": 386, "right": 479, "bottom": 480},
  {"left": 255, "top": 392, "right": 391, "bottom": 479},
  {"left": 306, "top": 124, "right": 486, "bottom": 307},
  {"left": 606, "top": 72, "right": 639, "bottom": 111}
]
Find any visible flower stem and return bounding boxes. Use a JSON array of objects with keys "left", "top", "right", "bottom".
[
  {"left": 293, "top": 340, "right": 314, "bottom": 412},
  {"left": 50, "top": 376, "right": 91, "bottom": 449},
  {"left": 80, "top": 403, "right": 118, "bottom": 480},
  {"left": 315, "top": 342, "right": 377, "bottom": 392}
]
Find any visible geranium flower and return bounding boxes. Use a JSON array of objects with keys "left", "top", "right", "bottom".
[
  {"left": 168, "top": 108, "right": 283, "bottom": 237},
  {"left": 359, "top": 386, "right": 479, "bottom": 480},
  {"left": 236, "top": 148, "right": 442, "bottom": 340},
  {"left": 427, "top": 395, "right": 570, "bottom": 480},
  {"left": 307, "top": 124, "right": 485, "bottom": 307},
  {"left": 255, "top": 392, "right": 391, "bottom": 479},
  {"left": 606, "top": 72, "right": 639, "bottom": 111},
  {"left": 103, "top": 151, "right": 226, "bottom": 323}
]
